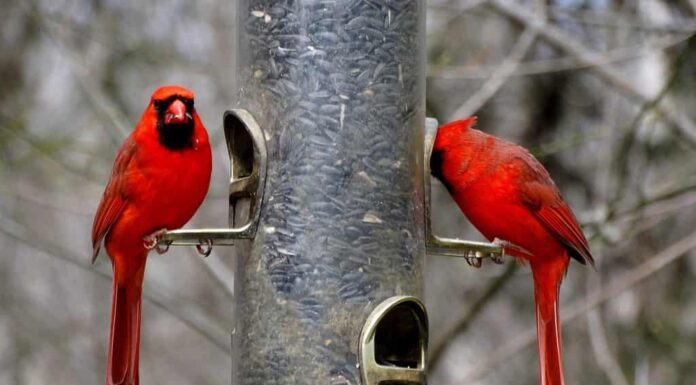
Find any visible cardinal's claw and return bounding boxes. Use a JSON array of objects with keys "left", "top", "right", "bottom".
[
  {"left": 143, "top": 236, "right": 157, "bottom": 250},
  {"left": 490, "top": 252, "right": 505, "bottom": 264},
  {"left": 143, "top": 228, "right": 170, "bottom": 254},
  {"left": 196, "top": 239, "right": 213, "bottom": 257}
]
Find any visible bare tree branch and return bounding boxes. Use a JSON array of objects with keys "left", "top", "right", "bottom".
[
  {"left": 457, "top": 228, "right": 696, "bottom": 383},
  {"left": 587, "top": 310, "right": 630, "bottom": 385},
  {"left": 429, "top": 263, "right": 518, "bottom": 369},
  {"left": 546, "top": 7, "right": 696, "bottom": 33},
  {"left": 189, "top": 247, "right": 236, "bottom": 300},
  {"left": 448, "top": 0, "right": 548, "bottom": 120},
  {"left": 488, "top": 0, "right": 696, "bottom": 148},
  {"left": 0, "top": 219, "right": 231, "bottom": 356},
  {"left": 430, "top": 33, "right": 691, "bottom": 79},
  {"left": 611, "top": 185, "right": 696, "bottom": 224},
  {"left": 586, "top": 262, "right": 630, "bottom": 385},
  {"left": 688, "top": 0, "right": 696, "bottom": 17},
  {"left": 0, "top": 115, "right": 104, "bottom": 184},
  {"left": 430, "top": 3, "right": 696, "bottom": 32},
  {"left": 448, "top": 27, "right": 538, "bottom": 120},
  {"left": 427, "top": 0, "right": 490, "bottom": 38},
  {"left": 24, "top": 0, "right": 132, "bottom": 142}
]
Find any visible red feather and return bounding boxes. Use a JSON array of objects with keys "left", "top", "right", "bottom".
[
  {"left": 92, "top": 137, "right": 137, "bottom": 262},
  {"left": 532, "top": 204, "right": 594, "bottom": 266},
  {"left": 514, "top": 156, "right": 594, "bottom": 266}
]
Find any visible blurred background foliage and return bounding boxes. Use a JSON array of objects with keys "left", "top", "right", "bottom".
[{"left": 1, "top": 0, "right": 695, "bottom": 384}]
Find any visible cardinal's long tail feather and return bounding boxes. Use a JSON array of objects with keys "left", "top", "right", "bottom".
[
  {"left": 108, "top": 264, "right": 145, "bottom": 385},
  {"left": 531, "top": 258, "right": 568, "bottom": 385}
]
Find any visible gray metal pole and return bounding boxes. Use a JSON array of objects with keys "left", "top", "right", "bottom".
[{"left": 232, "top": 1, "right": 425, "bottom": 384}]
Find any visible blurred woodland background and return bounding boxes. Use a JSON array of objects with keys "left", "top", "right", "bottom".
[{"left": 1, "top": 0, "right": 696, "bottom": 384}]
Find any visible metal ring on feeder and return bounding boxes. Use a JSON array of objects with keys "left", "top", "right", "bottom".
[{"left": 196, "top": 239, "right": 213, "bottom": 257}]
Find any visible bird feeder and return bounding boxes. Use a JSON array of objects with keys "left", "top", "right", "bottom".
[
  {"left": 230, "top": 2, "right": 428, "bottom": 383},
  {"left": 157, "top": 1, "right": 504, "bottom": 384}
]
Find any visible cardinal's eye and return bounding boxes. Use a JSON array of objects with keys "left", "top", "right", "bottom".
[
  {"left": 185, "top": 99, "right": 194, "bottom": 110},
  {"left": 154, "top": 100, "right": 165, "bottom": 111}
]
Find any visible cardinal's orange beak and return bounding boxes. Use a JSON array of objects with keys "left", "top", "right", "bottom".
[{"left": 164, "top": 99, "right": 189, "bottom": 125}]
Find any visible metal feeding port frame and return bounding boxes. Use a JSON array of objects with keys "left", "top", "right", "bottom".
[
  {"left": 155, "top": 109, "right": 267, "bottom": 255},
  {"left": 423, "top": 117, "right": 505, "bottom": 267}
]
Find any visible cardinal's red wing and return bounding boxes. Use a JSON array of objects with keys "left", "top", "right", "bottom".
[
  {"left": 91, "top": 137, "right": 137, "bottom": 262},
  {"left": 534, "top": 196, "right": 594, "bottom": 266},
  {"left": 513, "top": 155, "right": 594, "bottom": 266}
]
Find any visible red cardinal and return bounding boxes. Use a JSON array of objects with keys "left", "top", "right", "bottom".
[
  {"left": 430, "top": 117, "right": 594, "bottom": 385},
  {"left": 92, "top": 85, "right": 212, "bottom": 385}
]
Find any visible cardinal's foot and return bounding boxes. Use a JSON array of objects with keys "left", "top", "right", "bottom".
[{"left": 143, "top": 228, "right": 170, "bottom": 254}]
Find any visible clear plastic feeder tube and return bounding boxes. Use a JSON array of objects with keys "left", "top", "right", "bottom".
[{"left": 231, "top": 1, "right": 425, "bottom": 384}]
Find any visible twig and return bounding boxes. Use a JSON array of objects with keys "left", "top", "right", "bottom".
[
  {"left": 688, "top": 0, "right": 696, "bottom": 18},
  {"left": 24, "top": 0, "right": 131, "bottom": 143},
  {"left": 586, "top": 262, "right": 630, "bottom": 385},
  {"left": 547, "top": 8, "right": 696, "bottom": 33},
  {"left": 612, "top": 184, "right": 696, "bottom": 224},
  {"left": 188, "top": 247, "right": 236, "bottom": 300},
  {"left": 587, "top": 310, "right": 630, "bottom": 385},
  {"left": 530, "top": 32, "right": 694, "bottom": 161},
  {"left": 429, "top": 33, "right": 692, "bottom": 79},
  {"left": 458, "top": 228, "right": 696, "bottom": 383},
  {"left": 429, "top": 2, "right": 696, "bottom": 32},
  {"left": 0, "top": 219, "right": 231, "bottom": 355},
  {"left": 609, "top": 36, "right": 695, "bottom": 209},
  {"left": 448, "top": 27, "right": 538, "bottom": 120},
  {"left": 488, "top": 0, "right": 696, "bottom": 148},
  {"left": 448, "top": 0, "right": 548, "bottom": 120},
  {"left": 0, "top": 116, "right": 104, "bottom": 184},
  {"left": 429, "top": 263, "right": 518, "bottom": 369},
  {"left": 427, "top": 0, "right": 489, "bottom": 38},
  {"left": 3, "top": 185, "right": 94, "bottom": 216},
  {"left": 635, "top": 353, "right": 651, "bottom": 385}
]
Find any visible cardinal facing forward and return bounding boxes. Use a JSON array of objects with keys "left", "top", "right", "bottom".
[
  {"left": 430, "top": 117, "right": 594, "bottom": 385},
  {"left": 92, "top": 86, "right": 212, "bottom": 385}
]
